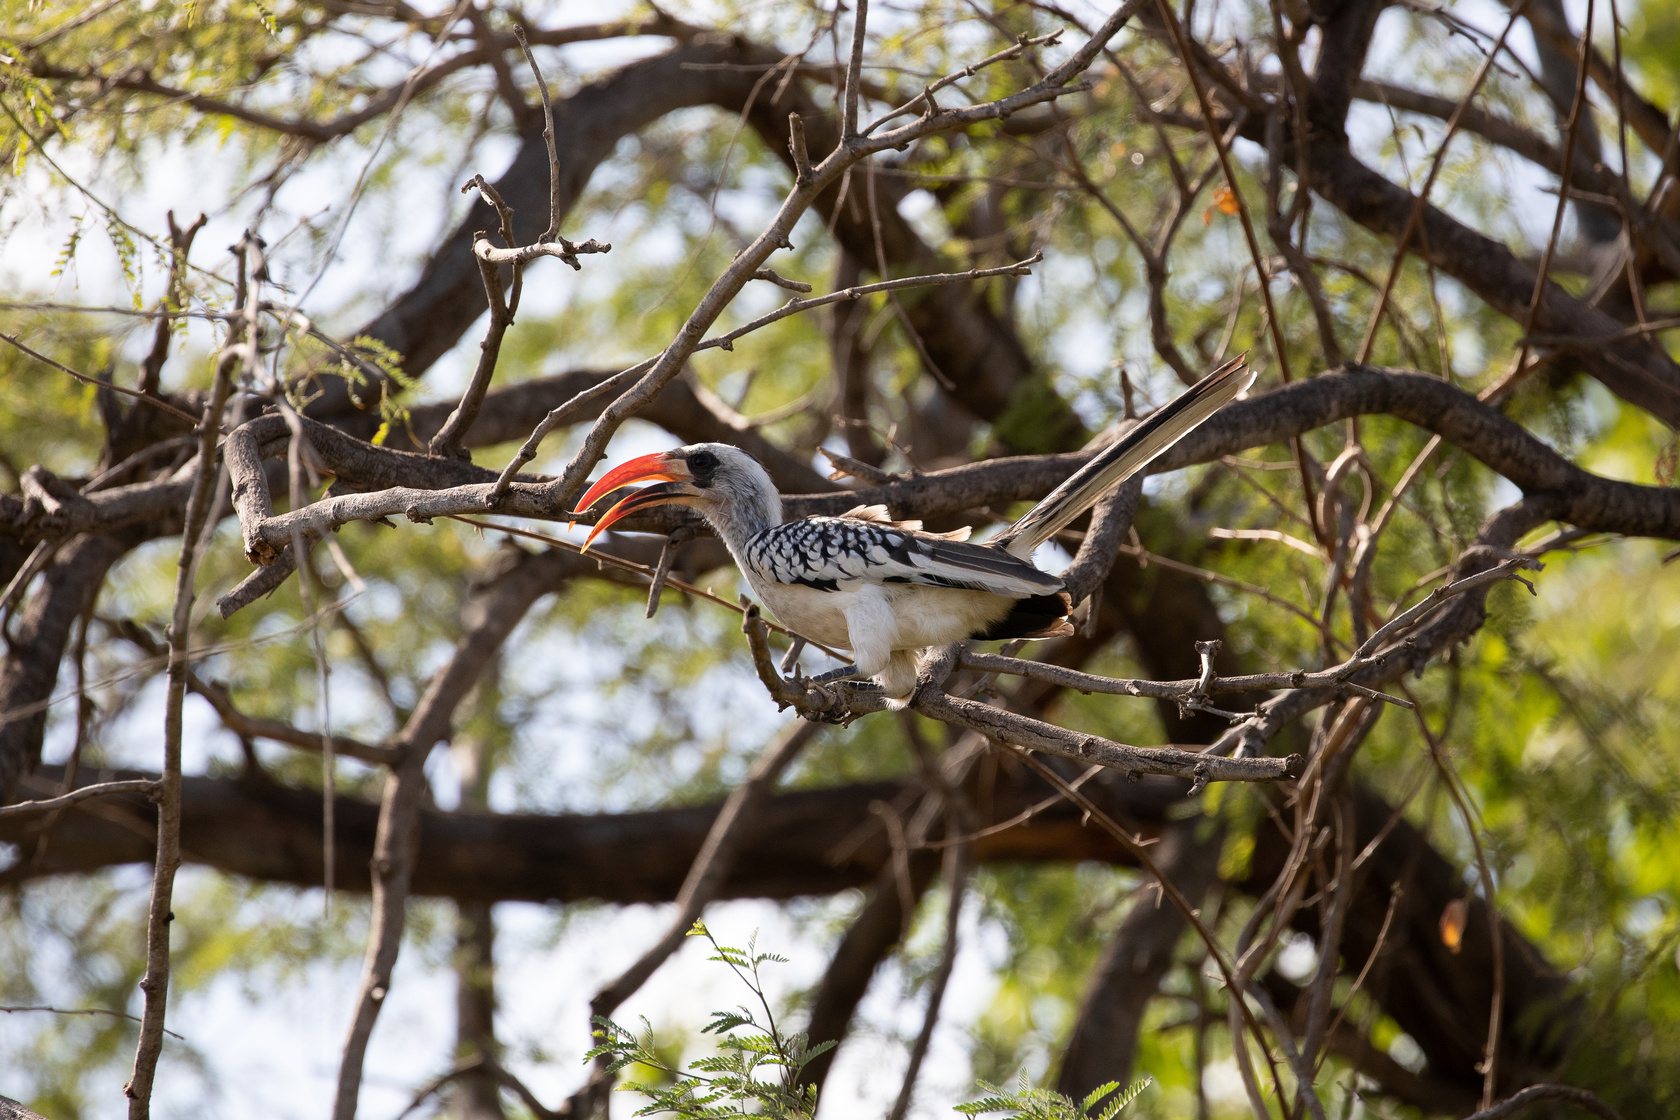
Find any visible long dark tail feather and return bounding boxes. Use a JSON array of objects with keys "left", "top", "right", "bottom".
[
  {"left": 997, "top": 355, "right": 1254, "bottom": 559},
  {"left": 970, "top": 591, "right": 1075, "bottom": 641}
]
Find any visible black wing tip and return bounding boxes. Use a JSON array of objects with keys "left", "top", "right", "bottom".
[{"left": 970, "top": 591, "right": 1075, "bottom": 641}]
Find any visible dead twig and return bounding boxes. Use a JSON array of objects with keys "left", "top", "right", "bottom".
[
  {"left": 579, "top": 718, "right": 819, "bottom": 1105},
  {"left": 0, "top": 333, "right": 200, "bottom": 425},
  {"left": 2, "top": 1004, "right": 183, "bottom": 1040},
  {"left": 0, "top": 779, "right": 162, "bottom": 820}
]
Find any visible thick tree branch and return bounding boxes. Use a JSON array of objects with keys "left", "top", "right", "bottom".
[
  {"left": 1304, "top": 147, "right": 1680, "bottom": 423},
  {"left": 0, "top": 534, "right": 128, "bottom": 800},
  {"left": 3, "top": 761, "right": 1589, "bottom": 1105},
  {"left": 0, "top": 766, "right": 1163, "bottom": 900}
]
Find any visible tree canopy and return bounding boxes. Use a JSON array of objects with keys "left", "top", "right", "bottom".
[{"left": 2, "top": 0, "right": 1680, "bottom": 1118}]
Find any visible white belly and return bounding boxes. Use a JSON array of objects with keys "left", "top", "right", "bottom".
[
  {"left": 748, "top": 576, "right": 1014, "bottom": 653},
  {"left": 752, "top": 580, "right": 856, "bottom": 648}
]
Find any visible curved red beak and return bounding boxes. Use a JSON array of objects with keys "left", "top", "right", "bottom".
[{"left": 570, "top": 451, "right": 696, "bottom": 552}]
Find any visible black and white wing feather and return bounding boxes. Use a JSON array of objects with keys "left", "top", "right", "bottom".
[{"left": 744, "top": 517, "right": 1061, "bottom": 597}]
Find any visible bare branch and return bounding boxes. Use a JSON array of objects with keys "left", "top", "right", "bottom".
[
  {"left": 752, "top": 267, "right": 813, "bottom": 292},
  {"left": 138, "top": 211, "right": 207, "bottom": 396},
  {"left": 841, "top": 0, "right": 868, "bottom": 139},
  {"left": 0, "top": 779, "right": 161, "bottom": 820},
  {"left": 332, "top": 545, "right": 589, "bottom": 1120},
  {"left": 1154, "top": 0, "right": 1293, "bottom": 384},
  {"left": 1458, "top": 1084, "right": 1624, "bottom": 1120},
  {"left": 427, "top": 179, "right": 520, "bottom": 461},
  {"left": 0, "top": 333, "right": 201, "bottom": 425},
  {"left": 512, "top": 25, "right": 561, "bottom": 245},
  {"left": 125, "top": 229, "right": 247, "bottom": 1119},
  {"left": 332, "top": 748, "right": 428, "bottom": 1120},
  {"left": 472, "top": 236, "right": 612, "bottom": 270}
]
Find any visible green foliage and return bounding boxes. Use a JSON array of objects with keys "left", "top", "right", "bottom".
[
  {"left": 587, "top": 923, "right": 834, "bottom": 1119},
  {"left": 590, "top": 923, "right": 1152, "bottom": 1120},
  {"left": 958, "top": 1073, "right": 1152, "bottom": 1120}
]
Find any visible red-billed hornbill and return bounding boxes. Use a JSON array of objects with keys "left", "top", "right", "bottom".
[{"left": 574, "top": 357, "right": 1253, "bottom": 699}]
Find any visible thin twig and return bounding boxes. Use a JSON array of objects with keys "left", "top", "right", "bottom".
[
  {"left": 1006, "top": 748, "right": 1293, "bottom": 1105},
  {"left": 473, "top": 237, "right": 612, "bottom": 269},
  {"left": 0, "top": 779, "right": 161, "bottom": 820},
  {"left": 391, "top": 1053, "right": 561, "bottom": 1120},
  {"left": 1407, "top": 683, "right": 1506, "bottom": 1111},
  {"left": 1154, "top": 1, "right": 1290, "bottom": 384},
  {"left": 429, "top": 179, "right": 519, "bottom": 460},
  {"left": 449, "top": 515, "right": 846, "bottom": 658},
  {"left": 788, "top": 111, "right": 813, "bottom": 183},
  {"left": 886, "top": 835, "right": 970, "bottom": 1120},
  {"left": 699, "top": 254, "right": 1042, "bottom": 354},
  {"left": 139, "top": 211, "right": 207, "bottom": 396},
  {"left": 956, "top": 652, "right": 1411, "bottom": 708},
  {"left": 1355, "top": 1, "right": 1532, "bottom": 364},
  {"left": 1514, "top": 0, "right": 1597, "bottom": 389},
  {"left": 752, "top": 267, "right": 813, "bottom": 292},
  {"left": 123, "top": 232, "right": 247, "bottom": 1120},
  {"left": 1, "top": 1004, "right": 183, "bottom": 1040},
  {"left": 482, "top": 255, "right": 1039, "bottom": 501},
  {"left": 1318, "top": 882, "right": 1402, "bottom": 1067},
  {"left": 113, "top": 620, "right": 398, "bottom": 765},
  {"left": 0, "top": 333, "right": 200, "bottom": 424},
  {"left": 861, "top": 31, "right": 1065, "bottom": 136},
  {"left": 841, "top": 0, "right": 869, "bottom": 139},
  {"left": 513, "top": 25, "right": 562, "bottom": 245},
  {"left": 585, "top": 717, "right": 818, "bottom": 1100}
]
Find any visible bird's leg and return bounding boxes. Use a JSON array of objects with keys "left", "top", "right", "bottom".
[
  {"left": 779, "top": 636, "right": 807, "bottom": 676},
  {"left": 836, "top": 588, "right": 896, "bottom": 686}
]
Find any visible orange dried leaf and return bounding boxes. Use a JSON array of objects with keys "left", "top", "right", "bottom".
[
  {"left": 1440, "top": 897, "right": 1468, "bottom": 954},
  {"left": 1214, "top": 185, "right": 1241, "bottom": 215}
]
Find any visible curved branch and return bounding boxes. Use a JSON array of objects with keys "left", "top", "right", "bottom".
[
  {"left": 1459, "top": 1084, "right": 1624, "bottom": 1120},
  {"left": 18, "top": 367, "right": 1680, "bottom": 570}
]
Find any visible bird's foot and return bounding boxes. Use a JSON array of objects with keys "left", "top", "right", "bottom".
[{"left": 796, "top": 678, "right": 881, "bottom": 724}]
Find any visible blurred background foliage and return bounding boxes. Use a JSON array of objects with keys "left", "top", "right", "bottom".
[{"left": 2, "top": 0, "right": 1679, "bottom": 1117}]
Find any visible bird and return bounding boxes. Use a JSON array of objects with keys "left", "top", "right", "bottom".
[{"left": 572, "top": 356, "right": 1254, "bottom": 700}]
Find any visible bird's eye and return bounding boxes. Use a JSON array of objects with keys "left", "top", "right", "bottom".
[{"left": 687, "top": 450, "right": 718, "bottom": 473}]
